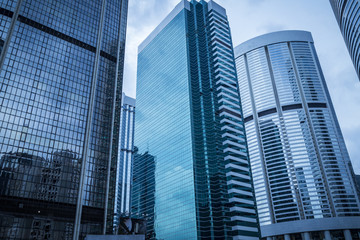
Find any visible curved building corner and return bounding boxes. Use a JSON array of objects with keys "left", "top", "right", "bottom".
[{"left": 234, "top": 30, "right": 360, "bottom": 240}]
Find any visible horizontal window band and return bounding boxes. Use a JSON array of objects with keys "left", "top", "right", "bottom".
[
  {"left": 242, "top": 102, "right": 328, "bottom": 123},
  {"left": 0, "top": 7, "right": 13, "bottom": 17},
  {"left": 282, "top": 103, "right": 303, "bottom": 111},
  {"left": 0, "top": 7, "right": 117, "bottom": 63},
  {"left": 0, "top": 195, "right": 104, "bottom": 222},
  {"left": 219, "top": 108, "right": 242, "bottom": 119},
  {"left": 212, "top": 37, "right": 232, "bottom": 50},
  {"left": 244, "top": 115, "right": 253, "bottom": 123},
  {"left": 258, "top": 108, "right": 277, "bottom": 118},
  {"left": 308, "top": 102, "right": 327, "bottom": 108}
]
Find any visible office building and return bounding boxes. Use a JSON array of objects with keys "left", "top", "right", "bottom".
[
  {"left": 235, "top": 30, "right": 360, "bottom": 239},
  {"left": 0, "top": 0, "right": 128, "bottom": 239},
  {"left": 134, "top": 0, "right": 259, "bottom": 239},
  {"left": 114, "top": 93, "right": 136, "bottom": 228},
  {"left": 330, "top": 0, "right": 360, "bottom": 80}
]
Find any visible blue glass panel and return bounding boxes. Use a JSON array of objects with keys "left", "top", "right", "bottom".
[{"left": 134, "top": 9, "right": 197, "bottom": 240}]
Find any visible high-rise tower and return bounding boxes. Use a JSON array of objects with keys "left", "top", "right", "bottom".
[
  {"left": 114, "top": 93, "right": 135, "bottom": 227},
  {"left": 134, "top": 0, "right": 259, "bottom": 239},
  {"left": 235, "top": 30, "right": 360, "bottom": 240},
  {"left": 330, "top": 0, "right": 360, "bottom": 80},
  {"left": 0, "top": 0, "right": 128, "bottom": 239}
]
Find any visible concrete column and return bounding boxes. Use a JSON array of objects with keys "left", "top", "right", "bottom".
[
  {"left": 303, "top": 232, "right": 311, "bottom": 240},
  {"left": 324, "top": 231, "right": 331, "bottom": 240},
  {"left": 344, "top": 230, "right": 352, "bottom": 240},
  {"left": 284, "top": 234, "right": 291, "bottom": 240}
]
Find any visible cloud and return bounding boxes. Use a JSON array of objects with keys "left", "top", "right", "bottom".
[{"left": 123, "top": 0, "right": 181, "bottom": 99}]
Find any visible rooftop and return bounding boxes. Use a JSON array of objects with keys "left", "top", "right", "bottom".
[{"left": 138, "top": 0, "right": 226, "bottom": 53}]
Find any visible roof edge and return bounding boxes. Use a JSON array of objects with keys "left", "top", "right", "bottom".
[
  {"left": 234, "top": 30, "right": 313, "bottom": 57},
  {"left": 138, "top": 0, "right": 190, "bottom": 53}
]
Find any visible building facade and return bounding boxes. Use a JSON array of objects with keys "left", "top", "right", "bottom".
[
  {"left": 0, "top": 0, "right": 128, "bottom": 239},
  {"left": 131, "top": 147, "right": 156, "bottom": 239},
  {"left": 114, "top": 93, "right": 136, "bottom": 229},
  {"left": 234, "top": 30, "right": 360, "bottom": 240},
  {"left": 356, "top": 174, "right": 360, "bottom": 198},
  {"left": 134, "top": 0, "right": 259, "bottom": 239},
  {"left": 330, "top": 0, "right": 360, "bottom": 80}
]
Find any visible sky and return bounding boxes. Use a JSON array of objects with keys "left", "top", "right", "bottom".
[{"left": 122, "top": 0, "right": 360, "bottom": 174}]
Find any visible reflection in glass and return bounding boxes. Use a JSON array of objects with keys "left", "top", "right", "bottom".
[
  {"left": 131, "top": 147, "right": 156, "bottom": 240},
  {"left": 0, "top": 0, "right": 129, "bottom": 238},
  {"left": 135, "top": 1, "right": 259, "bottom": 239}
]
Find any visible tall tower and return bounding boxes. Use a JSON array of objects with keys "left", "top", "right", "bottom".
[
  {"left": 0, "top": 0, "right": 128, "bottom": 239},
  {"left": 235, "top": 30, "right": 360, "bottom": 240},
  {"left": 134, "top": 0, "right": 259, "bottom": 239},
  {"left": 114, "top": 93, "right": 135, "bottom": 227},
  {"left": 330, "top": 0, "right": 360, "bottom": 80}
]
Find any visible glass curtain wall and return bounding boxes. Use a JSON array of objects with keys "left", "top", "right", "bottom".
[
  {"left": 0, "top": 0, "right": 128, "bottom": 238},
  {"left": 235, "top": 30, "right": 360, "bottom": 239}
]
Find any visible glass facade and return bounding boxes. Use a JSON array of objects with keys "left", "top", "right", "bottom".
[
  {"left": 0, "top": 38, "right": 3, "bottom": 53},
  {"left": 0, "top": 0, "right": 128, "bottom": 239},
  {"left": 114, "top": 93, "right": 135, "bottom": 228},
  {"left": 135, "top": 1, "right": 259, "bottom": 239},
  {"left": 235, "top": 30, "right": 360, "bottom": 239},
  {"left": 356, "top": 175, "right": 360, "bottom": 197},
  {"left": 330, "top": 0, "right": 360, "bottom": 80},
  {"left": 135, "top": 5, "right": 197, "bottom": 239},
  {"left": 131, "top": 147, "right": 156, "bottom": 239}
]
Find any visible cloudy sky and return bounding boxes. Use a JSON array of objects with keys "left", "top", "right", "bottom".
[{"left": 122, "top": 0, "right": 360, "bottom": 173}]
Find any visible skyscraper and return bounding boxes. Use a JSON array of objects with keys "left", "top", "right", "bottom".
[
  {"left": 0, "top": 0, "right": 128, "bottom": 239},
  {"left": 330, "top": 0, "right": 360, "bottom": 80},
  {"left": 235, "top": 30, "right": 360, "bottom": 240},
  {"left": 114, "top": 93, "right": 136, "bottom": 227},
  {"left": 134, "top": 0, "right": 259, "bottom": 239}
]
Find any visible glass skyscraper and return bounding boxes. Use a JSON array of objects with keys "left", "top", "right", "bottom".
[
  {"left": 330, "top": 0, "right": 360, "bottom": 80},
  {"left": 114, "top": 93, "right": 135, "bottom": 227},
  {"left": 0, "top": 0, "right": 128, "bottom": 239},
  {"left": 135, "top": 0, "right": 259, "bottom": 239},
  {"left": 235, "top": 30, "right": 360, "bottom": 240}
]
